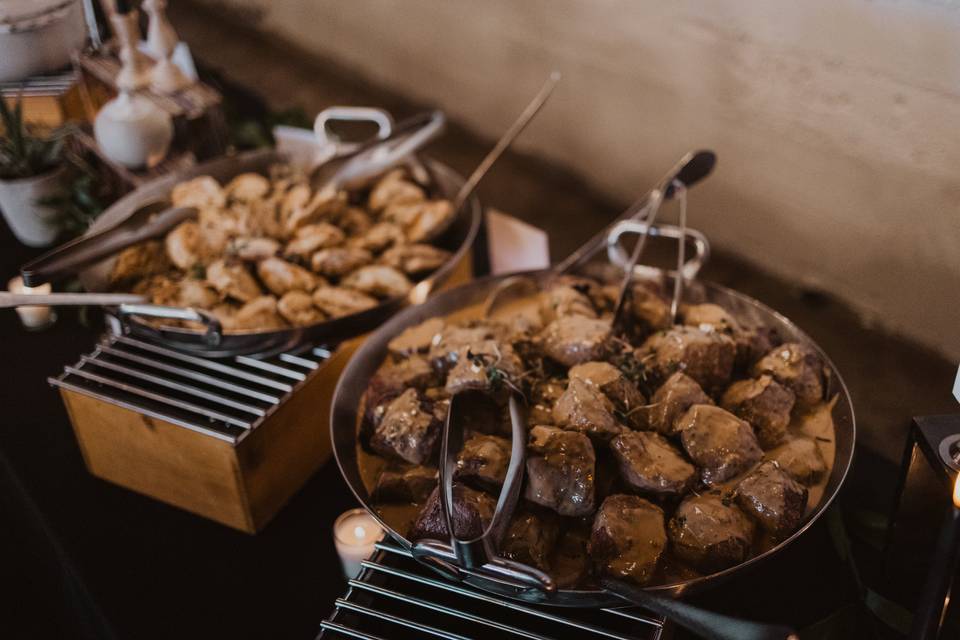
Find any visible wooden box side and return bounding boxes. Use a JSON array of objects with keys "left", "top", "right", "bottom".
[
  {"left": 236, "top": 339, "right": 362, "bottom": 531},
  {"left": 60, "top": 389, "right": 253, "bottom": 532}
]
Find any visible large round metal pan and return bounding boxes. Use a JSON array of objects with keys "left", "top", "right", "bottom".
[
  {"left": 331, "top": 269, "right": 855, "bottom": 604},
  {"left": 76, "top": 149, "right": 482, "bottom": 356}
]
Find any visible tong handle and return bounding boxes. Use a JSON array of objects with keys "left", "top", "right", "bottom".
[
  {"left": 20, "top": 204, "right": 195, "bottom": 287},
  {"left": 0, "top": 292, "right": 147, "bottom": 307},
  {"left": 606, "top": 221, "right": 710, "bottom": 281},
  {"left": 312, "top": 106, "right": 394, "bottom": 163},
  {"left": 323, "top": 110, "right": 445, "bottom": 192},
  {"left": 116, "top": 304, "right": 223, "bottom": 346},
  {"left": 412, "top": 391, "right": 555, "bottom": 593},
  {"left": 602, "top": 578, "right": 797, "bottom": 640}
]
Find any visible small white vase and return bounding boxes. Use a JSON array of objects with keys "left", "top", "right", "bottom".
[
  {"left": 0, "top": 167, "right": 65, "bottom": 247},
  {"left": 94, "top": 92, "right": 174, "bottom": 169}
]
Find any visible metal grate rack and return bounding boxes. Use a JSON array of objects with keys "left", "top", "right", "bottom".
[
  {"left": 320, "top": 541, "right": 666, "bottom": 640},
  {"left": 48, "top": 334, "right": 332, "bottom": 444}
]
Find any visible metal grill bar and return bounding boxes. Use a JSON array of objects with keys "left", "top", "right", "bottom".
[
  {"left": 49, "top": 334, "right": 332, "bottom": 443},
  {"left": 62, "top": 365, "right": 255, "bottom": 428},
  {"left": 319, "top": 541, "right": 664, "bottom": 640},
  {"left": 111, "top": 336, "right": 294, "bottom": 391},
  {"left": 79, "top": 355, "right": 267, "bottom": 416},
  {"left": 334, "top": 600, "right": 470, "bottom": 640},
  {"left": 97, "top": 344, "right": 284, "bottom": 403},
  {"left": 233, "top": 356, "right": 309, "bottom": 381},
  {"left": 346, "top": 581, "right": 552, "bottom": 640}
]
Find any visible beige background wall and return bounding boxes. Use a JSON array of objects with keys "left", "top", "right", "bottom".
[{"left": 199, "top": 0, "right": 960, "bottom": 359}]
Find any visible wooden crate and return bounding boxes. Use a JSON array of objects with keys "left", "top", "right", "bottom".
[{"left": 55, "top": 252, "right": 473, "bottom": 533}]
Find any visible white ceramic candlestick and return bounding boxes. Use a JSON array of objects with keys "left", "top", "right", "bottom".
[
  {"left": 111, "top": 11, "right": 151, "bottom": 91},
  {"left": 144, "top": 0, "right": 191, "bottom": 94},
  {"left": 333, "top": 508, "right": 384, "bottom": 579},
  {"left": 8, "top": 277, "right": 56, "bottom": 330}
]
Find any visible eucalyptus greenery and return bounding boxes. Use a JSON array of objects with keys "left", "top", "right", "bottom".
[
  {"left": 0, "top": 95, "right": 70, "bottom": 180},
  {"left": 37, "top": 154, "right": 107, "bottom": 238}
]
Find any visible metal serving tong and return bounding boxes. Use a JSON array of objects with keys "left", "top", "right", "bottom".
[
  {"left": 411, "top": 391, "right": 556, "bottom": 594},
  {"left": 483, "top": 150, "right": 716, "bottom": 318}
]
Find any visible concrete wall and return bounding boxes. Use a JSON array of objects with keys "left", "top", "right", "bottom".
[{"left": 198, "top": 0, "right": 960, "bottom": 359}]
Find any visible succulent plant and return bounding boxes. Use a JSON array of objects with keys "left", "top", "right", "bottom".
[{"left": 0, "top": 95, "right": 70, "bottom": 180}]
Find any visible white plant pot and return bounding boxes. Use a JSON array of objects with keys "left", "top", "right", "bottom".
[{"left": 0, "top": 167, "right": 64, "bottom": 247}]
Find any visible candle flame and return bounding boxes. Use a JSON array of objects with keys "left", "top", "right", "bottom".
[{"left": 954, "top": 474, "right": 960, "bottom": 509}]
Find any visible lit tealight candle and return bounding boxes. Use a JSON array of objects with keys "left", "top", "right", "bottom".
[
  {"left": 333, "top": 508, "right": 384, "bottom": 579},
  {"left": 908, "top": 472, "right": 960, "bottom": 639},
  {"left": 7, "top": 277, "right": 55, "bottom": 330}
]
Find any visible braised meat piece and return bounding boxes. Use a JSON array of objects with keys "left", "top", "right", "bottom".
[
  {"left": 551, "top": 528, "right": 591, "bottom": 588},
  {"left": 444, "top": 340, "right": 523, "bottom": 397},
  {"left": 542, "top": 284, "right": 597, "bottom": 320},
  {"left": 371, "top": 464, "right": 437, "bottom": 504},
  {"left": 769, "top": 437, "right": 828, "bottom": 485},
  {"left": 552, "top": 377, "right": 626, "bottom": 441},
  {"left": 310, "top": 246, "right": 373, "bottom": 278},
  {"left": 678, "top": 405, "right": 763, "bottom": 486},
  {"left": 681, "top": 304, "right": 775, "bottom": 370},
  {"left": 735, "top": 461, "right": 809, "bottom": 538},
  {"left": 380, "top": 243, "right": 451, "bottom": 276},
  {"left": 370, "top": 389, "right": 442, "bottom": 465},
  {"left": 428, "top": 324, "right": 496, "bottom": 373},
  {"left": 753, "top": 343, "right": 825, "bottom": 408},
  {"left": 640, "top": 372, "right": 713, "bottom": 436},
  {"left": 525, "top": 425, "right": 596, "bottom": 517},
  {"left": 589, "top": 494, "right": 667, "bottom": 585},
  {"left": 611, "top": 431, "right": 697, "bottom": 499},
  {"left": 734, "top": 326, "right": 777, "bottom": 371},
  {"left": 528, "top": 378, "right": 566, "bottom": 425},
  {"left": 640, "top": 326, "right": 736, "bottom": 392},
  {"left": 409, "top": 484, "right": 496, "bottom": 541},
  {"left": 568, "top": 361, "right": 646, "bottom": 429},
  {"left": 387, "top": 317, "right": 445, "bottom": 358},
  {"left": 629, "top": 282, "right": 671, "bottom": 333},
  {"left": 681, "top": 303, "right": 739, "bottom": 333},
  {"left": 455, "top": 434, "right": 512, "bottom": 492},
  {"left": 721, "top": 375, "right": 796, "bottom": 449},
  {"left": 311, "top": 286, "right": 378, "bottom": 317},
  {"left": 501, "top": 508, "right": 561, "bottom": 571},
  {"left": 540, "top": 315, "right": 611, "bottom": 367},
  {"left": 668, "top": 494, "right": 755, "bottom": 573},
  {"left": 369, "top": 355, "right": 438, "bottom": 397}
]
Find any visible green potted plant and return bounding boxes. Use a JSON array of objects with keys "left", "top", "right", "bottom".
[{"left": 0, "top": 96, "right": 70, "bottom": 247}]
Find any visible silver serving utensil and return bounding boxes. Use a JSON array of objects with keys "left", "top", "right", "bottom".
[
  {"left": 20, "top": 202, "right": 197, "bottom": 287},
  {"left": 484, "top": 150, "right": 716, "bottom": 319},
  {"left": 312, "top": 110, "right": 446, "bottom": 193},
  {"left": 416, "top": 70, "right": 561, "bottom": 248}
]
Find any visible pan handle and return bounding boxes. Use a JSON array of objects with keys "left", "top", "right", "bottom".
[
  {"left": 411, "top": 391, "right": 555, "bottom": 594},
  {"left": 601, "top": 578, "right": 798, "bottom": 640},
  {"left": 606, "top": 221, "right": 710, "bottom": 282},
  {"left": 116, "top": 304, "right": 223, "bottom": 347}
]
